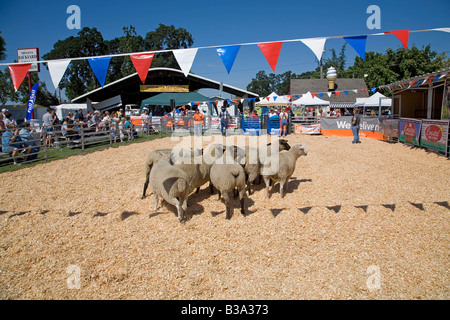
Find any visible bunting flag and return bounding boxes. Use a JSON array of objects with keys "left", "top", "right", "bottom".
[
  {"left": 88, "top": 57, "right": 111, "bottom": 88},
  {"left": 344, "top": 90, "right": 349, "bottom": 95},
  {"left": 9, "top": 63, "right": 31, "bottom": 92},
  {"left": 384, "top": 30, "right": 409, "bottom": 49},
  {"left": 343, "top": 36, "right": 367, "bottom": 60},
  {"left": 318, "top": 92, "right": 324, "bottom": 98},
  {"left": 327, "top": 92, "right": 332, "bottom": 97},
  {"left": 257, "top": 41, "right": 283, "bottom": 72},
  {"left": 130, "top": 53, "right": 155, "bottom": 84},
  {"left": 371, "top": 88, "right": 377, "bottom": 93},
  {"left": 335, "top": 91, "right": 341, "bottom": 97},
  {"left": 434, "top": 74, "right": 440, "bottom": 83},
  {"left": 432, "top": 28, "right": 450, "bottom": 33},
  {"left": 173, "top": 48, "right": 198, "bottom": 77},
  {"left": 311, "top": 93, "right": 315, "bottom": 99},
  {"left": 299, "top": 38, "right": 326, "bottom": 61},
  {"left": 216, "top": 45, "right": 241, "bottom": 74},
  {"left": 47, "top": 59, "right": 71, "bottom": 90}
]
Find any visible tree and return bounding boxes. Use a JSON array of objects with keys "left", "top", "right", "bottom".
[
  {"left": 43, "top": 27, "right": 108, "bottom": 100},
  {"left": 144, "top": 24, "right": 194, "bottom": 69},
  {"left": 0, "top": 30, "right": 6, "bottom": 61}
]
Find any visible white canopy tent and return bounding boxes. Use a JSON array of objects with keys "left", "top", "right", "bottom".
[
  {"left": 355, "top": 92, "right": 392, "bottom": 115},
  {"left": 52, "top": 104, "right": 87, "bottom": 120},
  {"left": 292, "top": 92, "right": 330, "bottom": 106},
  {"left": 256, "top": 92, "right": 291, "bottom": 106}
]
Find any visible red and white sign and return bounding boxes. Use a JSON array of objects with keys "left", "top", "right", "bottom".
[
  {"left": 424, "top": 125, "right": 443, "bottom": 142},
  {"left": 17, "top": 48, "right": 40, "bottom": 72}
]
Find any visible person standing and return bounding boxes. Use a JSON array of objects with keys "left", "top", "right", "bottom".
[
  {"left": 351, "top": 108, "right": 362, "bottom": 144},
  {"left": 42, "top": 107, "right": 54, "bottom": 147},
  {"left": 219, "top": 106, "right": 230, "bottom": 136},
  {"left": 279, "top": 107, "right": 289, "bottom": 137},
  {"left": 193, "top": 109, "right": 204, "bottom": 137}
]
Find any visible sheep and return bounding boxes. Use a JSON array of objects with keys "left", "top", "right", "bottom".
[
  {"left": 238, "top": 139, "right": 291, "bottom": 195},
  {"left": 142, "top": 147, "right": 202, "bottom": 199},
  {"left": 149, "top": 159, "right": 190, "bottom": 222},
  {"left": 261, "top": 144, "right": 307, "bottom": 199},
  {"left": 209, "top": 152, "right": 247, "bottom": 219}
]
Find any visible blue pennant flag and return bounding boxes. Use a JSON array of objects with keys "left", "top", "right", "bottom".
[
  {"left": 26, "top": 83, "right": 39, "bottom": 121},
  {"left": 344, "top": 90, "right": 349, "bottom": 95},
  {"left": 295, "top": 94, "right": 299, "bottom": 98},
  {"left": 343, "top": 36, "right": 367, "bottom": 60},
  {"left": 88, "top": 56, "right": 112, "bottom": 88},
  {"left": 216, "top": 45, "right": 241, "bottom": 74},
  {"left": 318, "top": 93, "right": 324, "bottom": 98},
  {"left": 434, "top": 74, "right": 440, "bottom": 83},
  {"left": 371, "top": 88, "right": 377, "bottom": 93}
]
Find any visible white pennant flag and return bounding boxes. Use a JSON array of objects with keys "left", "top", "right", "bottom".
[
  {"left": 327, "top": 92, "right": 332, "bottom": 97},
  {"left": 352, "top": 89, "right": 358, "bottom": 93},
  {"left": 432, "top": 28, "right": 450, "bottom": 33},
  {"left": 47, "top": 59, "right": 71, "bottom": 90},
  {"left": 299, "top": 38, "right": 327, "bottom": 61},
  {"left": 173, "top": 48, "right": 198, "bottom": 77}
]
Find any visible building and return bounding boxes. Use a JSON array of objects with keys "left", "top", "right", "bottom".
[{"left": 71, "top": 67, "right": 258, "bottom": 112}]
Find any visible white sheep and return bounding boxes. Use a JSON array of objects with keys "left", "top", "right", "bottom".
[
  {"left": 142, "top": 147, "right": 202, "bottom": 199},
  {"left": 149, "top": 159, "right": 190, "bottom": 222},
  {"left": 237, "top": 139, "right": 291, "bottom": 195},
  {"left": 209, "top": 152, "right": 247, "bottom": 219},
  {"left": 261, "top": 144, "right": 308, "bottom": 199}
]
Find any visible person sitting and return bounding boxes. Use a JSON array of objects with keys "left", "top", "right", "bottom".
[
  {"left": 19, "top": 122, "right": 40, "bottom": 160},
  {"left": 2, "top": 123, "right": 31, "bottom": 165}
]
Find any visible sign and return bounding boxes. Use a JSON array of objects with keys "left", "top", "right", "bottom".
[
  {"left": 399, "top": 118, "right": 421, "bottom": 146},
  {"left": 17, "top": 48, "right": 40, "bottom": 72},
  {"left": 320, "top": 116, "right": 383, "bottom": 140},
  {"left": 295, "top": 123, "right": 321, "bottom": 134},
  {"left": 140, "top": 85, "right": 189, "bottom": 93},
  {"left": 420, "top": 120, "right": 449, "bottom": 154},
  {"left": 26, "top": 83, "right": 39, "bottom": 121}
]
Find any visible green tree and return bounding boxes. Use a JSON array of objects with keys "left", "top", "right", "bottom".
[
  {"left": 144, "top": 24, "right": 194, "bottom": 69},
  {"left": 43, "top": 27, "right": 108, "bottom": 100},
  {"left": 0, "top": 30, "right": 6, "bottom": 61}
]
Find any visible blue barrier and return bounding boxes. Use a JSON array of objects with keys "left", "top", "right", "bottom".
[
  {"left": 241, "top": 117, "right": 261, "bottom": 135},
  {"left": 267, "top": 115, "right": 280, "bottom": 135}
]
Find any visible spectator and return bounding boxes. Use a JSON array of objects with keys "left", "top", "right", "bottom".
[
  {"left": 344, "top": 108, "right": 351, "bottom": 116},
  {"left": 279, "top": 106, "right": 289, "bottom": 137},
  {"left": 2, "top": 123, "right": 30, "bottom": 165},
  {"left": 0, "top": 113, "right": 5, "bottom": 131},
  {"left": 99, "top": 111, "right": 111, "bottom": 131},
  {"left": 3, "top": 111, "right": 16, "bottom": 127},
  {"left": 19, "top": 122, "right": 40, "bottom": 160},
  {"left": 42, "top": 107, "right": 54, "bottom": 147},
  {"left": 85, "top": 110, "right": 93, "bottom": 123},
  {"left": 75, "top": 109, "right": 85, "bottom": 121},
  {"left": 219, "top": 106, "right": 230, "bottom": 136},
  {"left": 141, "top": 109, "right": 149, "bottom": 133},
  {"left": 351, "top": 108, "right": 362, "bottom": 144},
  {"left": 193, "top": 109, "right": 204, "bottom": 137}
]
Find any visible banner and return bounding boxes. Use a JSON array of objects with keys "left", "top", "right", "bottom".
[
  {"left": 399, "top": 118, "right": 421, "bottom": 146},
  {"left": 299, "top": 38, "right": 326, "bottom": 61},
  {"left": 216, "top": 45, "right": 240, "bottom": 74},
  {"left": 130, "top": 53, "right": 154, "bottom": 84},
  {"left": 26, "top": 83, "right": 39, "bottom": 121},
  {"left": 173, "top": 48, "right": 198, "bottom": 77},
  {"left": 420, "top": 119, "right": 449, "bottom": 153},
  {"left": 9, "top": 63, "right": 31, "bottom": 92},
  {"left": 88, "top": 57, "right": 111, "bottom": 88},
  {"left": 47, "top": 59, "right": 71, "bottom": 90},
  {"left": 343, "top": 36, "right": 367, "bottom": 60},
  {"left": 295, "top": 123, "right": 321, "bottom": 134},
  {"left": 257, "top": 42, "right": 283, "bottom": 72},
  {"left": 320, "top": 116, "right": 383, "bottom": 140}
]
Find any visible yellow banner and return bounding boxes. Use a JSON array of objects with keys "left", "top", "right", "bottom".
[{"left": 140, "top": 85, "right": 189, "bottom": 92}]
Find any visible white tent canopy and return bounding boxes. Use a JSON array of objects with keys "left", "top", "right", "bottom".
[
  {"left": 52, "top": 104, "right": 87, "bottom": 120},
  {"left": 256, "top": 92, "right": 291, "bottom": 106},
  {"left": 292, "top": 92, "right": 330, "bottom": 106},
  {"left": 355, "top": 92, "right": 391, "bottom": 107}
]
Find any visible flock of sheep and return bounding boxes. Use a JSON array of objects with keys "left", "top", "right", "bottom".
[{"left": 141, "top": 138, "right": 308, "bottom": 222}]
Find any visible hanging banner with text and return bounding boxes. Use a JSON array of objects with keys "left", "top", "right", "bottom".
[
  {"left": 420, "top": 119, "right": 449, "bottom": 154},
  {"left": 320, "top": 116, "right": 383, "bottom": 140},
  {"left": 295, "top": 123, "right": 321, "bottom": 134}
]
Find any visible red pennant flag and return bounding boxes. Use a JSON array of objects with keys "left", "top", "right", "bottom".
[
  {"left": 130, "top": 53, "right": 155, "bottom": 84},
  {"left": 311, "top": 93, "right": 316, "bottom": 99},
  {"left": 215, "top": 100, "right": 219, "bottom": 105},
  {"left": 257, "top": 42, "right": 283, "bottom": 72},
  {"left": 335, "top": 91, "right": 340, "bottom": 97},
  {"left": 384, "top": 30, "right": 409, "bottom": 49},
  {"left": 361, "top": 88, "right": 367, "bottom": 91},
  {"left": 9, "top": 63, "right": 32, "bottom": 92},
  {"left": 428, "top": 76, "right": 434, "bottom": 84},
  {"left": 197, "top": 102, "right": 200, "bottom": 106},
  {"left": 266, "top": 97, "right": 270, "bottom": 101}
]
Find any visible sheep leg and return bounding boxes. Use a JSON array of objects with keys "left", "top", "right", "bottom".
[
  {"left": 263, "top": 177, "right": 271, "bottom": 198},
  {"left": 239, "top": 189, "right": 246, "bottom": 216},
  {"left": 153, "top": 194, "right": 158, "bottom": 214},
  {"left": 142, "top": 165, "right": 152, "bottom": 199},
  {"left": 209, "top": 182, "right": 214, "bottom": 194},
  {"left": 223, "top": 192, "right": 232, "bottom": 220},
  {"left": 279, "top": 180, "right": 285, "bottom": 199}
]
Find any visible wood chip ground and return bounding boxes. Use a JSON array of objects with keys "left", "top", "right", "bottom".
[{"left": 0, "top": 134, "right": 448, "bottom": 299}]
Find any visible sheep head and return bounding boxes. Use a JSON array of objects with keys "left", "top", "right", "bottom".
[{"left": 291, "top": 144, "right": 308, "bottom": 158}]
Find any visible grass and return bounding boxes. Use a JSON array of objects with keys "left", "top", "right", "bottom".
[{"left": 0, "top": 132, "right": 172, "bottom": 174}]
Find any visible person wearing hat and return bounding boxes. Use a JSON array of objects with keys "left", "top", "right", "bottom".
[{"left": 219, "top": 106, "right": 230, "bottom": 136}]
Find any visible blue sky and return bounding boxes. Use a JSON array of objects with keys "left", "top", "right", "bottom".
[{"left": 0, "top": 0, "right": 449, "bottom": 100}]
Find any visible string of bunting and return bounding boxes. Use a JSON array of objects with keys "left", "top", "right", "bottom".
[{"left": 2, "top": 27, "right": 449, "bottom": 93}]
